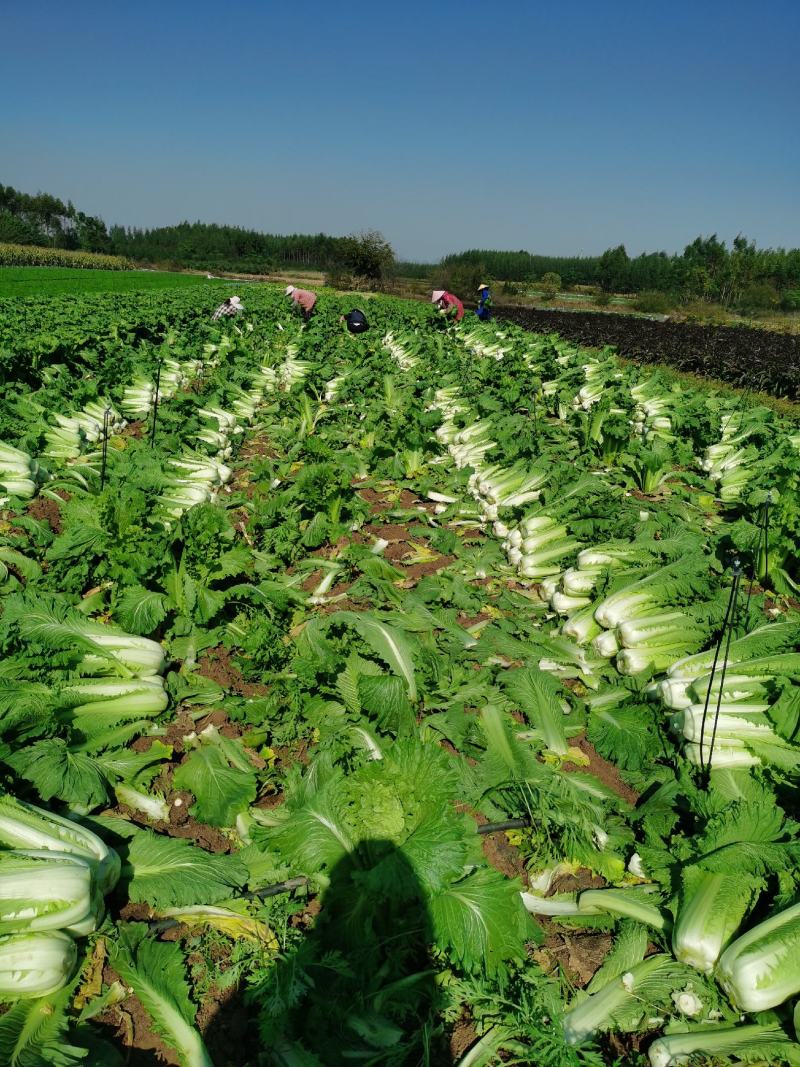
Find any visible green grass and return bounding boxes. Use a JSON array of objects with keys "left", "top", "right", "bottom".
[{"left": 0, "top": 267, "right": 236, "bottom": 298}]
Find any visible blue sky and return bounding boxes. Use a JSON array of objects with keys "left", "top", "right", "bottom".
[{"left": 2, "top": 0, "right": 798, "bottom": 261}]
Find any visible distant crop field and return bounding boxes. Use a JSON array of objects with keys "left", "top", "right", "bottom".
[{"left": 0, "top": 267, "right": 234, "bottom": 298}]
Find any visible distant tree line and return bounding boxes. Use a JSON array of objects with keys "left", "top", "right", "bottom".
[
  {"left": 0, "top": 184, "right": 112, "bottom": 253},
  {"left": 0, "top": 183, "right": 395, "bottom": 283},
  {"left": 439, "top": 237, "right": 800, "bottom": 309},
  {"left": 107, "top": 221, "right": 353, "bottom": 274},
  {"left": 3, "top": 180, "right": 799, "bottom": 308}
]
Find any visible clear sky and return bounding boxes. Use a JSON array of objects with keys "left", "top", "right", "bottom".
[{"left": 2, "top": 0, "right": 798, "bottom": 261}]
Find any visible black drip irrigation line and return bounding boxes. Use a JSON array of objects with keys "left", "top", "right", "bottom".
[
  {"left": 478, "top": 818, "right": 531, "bottom": 835},
  {"left": 100, "top": 406, "right": 111, "bottom": 490},
  {"left": 145, "top": 819, "right": 537, "bottom": 925},
  {"left": 149, "top": 358, "right": 163, "bottom": 448},
  {"left": 698, "top": 559, "right": 743, "bottom": 785}
]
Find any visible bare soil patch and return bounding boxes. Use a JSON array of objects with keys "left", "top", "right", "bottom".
[
  {"left": 26, "top": 494, "right": 64, "bottom": 533},
  {"left": 197, "top": 645, "right": 270, "bottom": 697},
  {"left": 537, "top": 928, "right": 615, "bottom": 987},
  {"left": 449, "top": 1012, "right": 480, "bottom": 1060},
  {"left": 564, "top": 735, "right": 640, "bottom": 805}
]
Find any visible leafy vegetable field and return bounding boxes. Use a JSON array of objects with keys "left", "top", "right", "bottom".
[
  {"left": 0, "top": 267, "right": 232, "bottom": 299},
  {"left": 0, "top": 286, "right": 799, "bottom": 1066}
]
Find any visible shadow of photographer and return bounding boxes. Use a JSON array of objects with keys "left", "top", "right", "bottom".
[{"left": 245, "top": 838, "right": 452, "bottom": 1066}]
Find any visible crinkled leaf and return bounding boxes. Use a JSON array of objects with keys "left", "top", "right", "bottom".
[
  {"left": 430, "top": 868, "right": 534, "bottom": 976},
  {"left": 7, "top": 738, "right": 109, "bottom": 808},
  {"left": 114, "top": 586, "right": 168, "bottom": 635},
  {"left": 118, "top": 826, "right": 248, "bottom": 907},
  {"left": 173, "top": 746, "right": 256, "bottom": 828}
]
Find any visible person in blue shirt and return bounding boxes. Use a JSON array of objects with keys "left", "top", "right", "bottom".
[{"left": 476, "top": 283, "right": 493, "bottom": 321}]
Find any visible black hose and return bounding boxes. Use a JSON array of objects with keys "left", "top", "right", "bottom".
[{"left": 477, "top": 818, "right": 531, "bottom": 834}]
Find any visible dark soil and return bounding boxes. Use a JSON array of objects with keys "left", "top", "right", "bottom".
[
  {"left": 449, "top": 1012, "right": 480, "bottom": 1060},
  {"left": 196, "top": 645, "right": 271, "bottom": 697},
  {"left": 537, "top": 928, "right": 615, "bottom": 987},
  {"left": 97, "top": 962, "right": 180, "bottom": 1066},
  {"left": 497, "top": 306, "right": 800, "bottom": 398},
  {"left": 198, "top": 983, "right": 255, "bottom": 1067},
  {"left": 549, "top": 868, "right": 607, "bottom": 895},
  {"left": 564, "top": 735, "right": 640, "bottom": 805},
  {"left": 456, "top": 612, "right": 493, "bottom": 628},
  {"left": 26, "top": 495, "right": 64, "bottom": 533},
  {"left": 125, "top": 420, "right": 146, "bottom": 439},
  {"left": 364, "top": 522, "right": 424, "bottom": 542},
  {"left": 478, "top": 827, "right": 529, "bottom": 885},
  {"left": 400, "top": 555, "right": 455, "bottom": 580},
  {"left": 165, "top": 790, "right": 232, "bottom": 853},
  {"left": 357, "top": 487, "right": 393, "bottom": 513}
]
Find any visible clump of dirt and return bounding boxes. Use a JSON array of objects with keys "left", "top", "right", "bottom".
[
  {"left": 397, "top": 488, "right": 438, "bottom": 513},
  {"left": 164, "top": 791, "right": 232, "bottom": 853},
  {"left": 456, "top": 612, "right": 493, "bottom": 628},
  {"left": 198, "top": 982, "right": 257, "bottom": 1067},
  {"left": 272, "top": 738, "right": 312, "bottom": 769},
  {"left": 319, "top": 596, "right": 365, "bottom": 614},
  {"left": 300, "top": 568, "right": 323, "bottom": 592},
  {"left": 449, "top": 1013, "right": 480, "bottom": 1060},
  {"left": 479, "top": 827, "right": 529, "bottom": 885},
  {"left": 549, "top": 868, "right": 606, "bottom": 895},
  {"left": 159, "top": 712, "right": 197, "bottom": 753},
  {"left": 357, "top": 487, "right": 393, "bottom": 513},
  {"left": 118, "top": 902, "right": 155, "bottom": 923},
  {"left": 238, "top": 433, "right": 276, "bottom": 462},
  {"left": 196, "top": 708, "right": 249, "bottom": 742},
  {"left": 564, "top": 736, "right": 640, "bottom": 805},
  {"left": 254, "top": 790, "right": 283, "bottom": 811},
  {"left": 384, "top": 541, "right": 411, "bottom": 562},
  {"left": 197, "top": 645, "right": 270, "bottom": 697},
  {"left": 26, "top": 495, "right": 64, "bottom": 533},
  {"left": 289, "top": 895, "right": 322, "bottom": 930},
  {"left": 364, "top": 522, "right": 422, "bottom": 542},
  {"left": 96, "top": 963, "right": 180, "bottom": 1066},
  {"left": 536, "top": 928, "right": 615, "bottom": 987},
  {"left": 402, "top": 555, "right": 455, "bottom": 580}
]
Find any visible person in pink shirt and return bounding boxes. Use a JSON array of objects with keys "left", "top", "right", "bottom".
[
  {"left": 431, "top": 289, "right": 464, "bottom": 322},
  {"left": 285, "top": 285, "right": 317, "bottom": 319}
]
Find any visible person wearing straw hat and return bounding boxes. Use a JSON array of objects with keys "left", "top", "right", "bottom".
[
  {"left": 431, "top": 289, "right": 464, "bottom": 322},
  {"left": 285, "top": 284, "right": 318, "bottom": 320},
  {"left": 211, "top": 295, "right": 244, "bottom": 321},
  {"left": 476, "top": 283, "right": 493, "bottom": 321}
]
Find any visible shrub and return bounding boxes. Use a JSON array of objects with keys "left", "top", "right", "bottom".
[
  {"left": 737, "top": 283, "right": 780, "bottom": 313},
  {"left": 324, "top": 267, "right": 354, "bottom": 290},
  {"left": 681, "top": 300, "right": 728, "bottom": 324},
  {"left": 632, "top": 290, "right": 673, "bottom": 314},
  {"left": 434, "top": 261, "right": 486, "bottom": 301},
  {"left": 780, "top": 289, "right": 800, "bottom": 312},
  {"left": 539, "top": 271, "right": 562, "bottom": 298},
  {"left": 593, "top": 291, "right": 612, "bottom": 307}
]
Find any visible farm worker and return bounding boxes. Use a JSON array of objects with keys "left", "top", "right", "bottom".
[
  {"left": 212, "top": 295, "right": 243, "bottom": 320},
  {"left": 431, "top": 289, "right": 464, "bottom": 322},
  {"left": 285, "top": 285, "right": 317, "bottom": 319},
  {"left": 476, "top": 283, "right": 493, "bottom": 321},
  {"left": 342, "top": 308, "right": 369, "bottom": 334}
]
